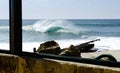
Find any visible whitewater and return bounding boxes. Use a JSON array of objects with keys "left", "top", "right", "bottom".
[{"left": 0, "top": 19, "right": 120, "bottom": 52}]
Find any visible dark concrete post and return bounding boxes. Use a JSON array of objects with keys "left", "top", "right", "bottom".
[{"left": 9, "top": 0, "right": 22, "bottom": 54}]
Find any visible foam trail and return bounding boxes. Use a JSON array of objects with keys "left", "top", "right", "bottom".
[
  {"left": 94, "top": 37, "right": 120, "bottom": 50},
  {"left": 56, "top": 37, "right": 120, "bottom": 51},
  {"left": 23, "top": 36, "right": 120, "bottom": 52},
  {"left": 1, "top": 36, "right": 120, "bottom": 52},
  {"left": 0, "top": 26, "right": 9, "bottom": 31}
]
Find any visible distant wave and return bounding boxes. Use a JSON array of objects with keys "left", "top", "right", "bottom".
[
  {"left": 23, "top": 20, "right": 84, "bottom": 34},
  {"left": 0, "top": 26, "right": 9, "bottom": 31}
]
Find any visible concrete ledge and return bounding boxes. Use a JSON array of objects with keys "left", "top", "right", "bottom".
[{"left": 0, "top": 53, "right": 120, "bottom": 73}]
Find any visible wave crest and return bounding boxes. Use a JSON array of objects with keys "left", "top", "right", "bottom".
[{"left": 23, "top": 20, "right": 82, "bottom": 34}]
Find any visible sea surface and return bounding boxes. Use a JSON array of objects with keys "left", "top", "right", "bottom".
[{"left": 0, "top": 19, "right": 120, "bottom": 52}]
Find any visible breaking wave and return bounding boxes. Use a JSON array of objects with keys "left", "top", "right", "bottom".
[{"left": 23, "top": 20, "right": 84, "bottom": 34}]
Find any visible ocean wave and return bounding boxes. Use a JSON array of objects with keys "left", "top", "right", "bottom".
[{"left": 23, "top": 20, "right": 84, "bottom": 34}]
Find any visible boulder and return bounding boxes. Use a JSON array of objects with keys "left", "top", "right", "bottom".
[{"left": 36, "top": 40, "right": 61, "bottom": 55}]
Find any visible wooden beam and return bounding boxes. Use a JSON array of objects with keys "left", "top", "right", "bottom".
[{"left": 9, "top": 0, "right": 22, "bottom": 54}]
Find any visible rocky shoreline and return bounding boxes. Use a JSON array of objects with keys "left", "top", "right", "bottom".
[
  {"left": 35, "top": 39, "right": 100, "bottom": 57},
  {"left": 34, "top": 39, "right": 119, "bottom": 62}
]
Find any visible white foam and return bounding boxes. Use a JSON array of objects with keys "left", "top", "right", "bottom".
[
  {"left": 0, "top": 36, "right": 120, "bottom": 52},
  {"left": 0, "top": 43, "right": 9, "bottom": 50},
  {"left": 56, "top": 36, "right": 120, "bottom": 51},
  {"left": 22, "top": 42, "right": 40, "bottom": 52},
  {"left": 94, "top": 37, "right": 120, "bottom": 50},
  {"left": 0, "top": 26, "right": 9, "bottom": 31}
]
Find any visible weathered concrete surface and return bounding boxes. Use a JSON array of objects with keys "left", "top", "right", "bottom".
[
  {"left": 0, "top": 53, "right": 120, "bottom": 73},
  {"left": 0, "top": 53, "right": 30, "bottom": 73},
  {"left": 0, "top": 53, "right": 18, "bottom": 73}
]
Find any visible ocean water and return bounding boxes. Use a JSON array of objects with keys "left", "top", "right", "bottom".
[{"left": 0, "top": 19, "right": 120, "bottom": 52}]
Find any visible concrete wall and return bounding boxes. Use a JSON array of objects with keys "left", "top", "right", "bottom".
[{"left": 0, "top": 53, "right": 120, "bottom": 73}]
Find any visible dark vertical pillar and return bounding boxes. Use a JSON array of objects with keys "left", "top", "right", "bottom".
[{"left": 9, "top": 0, "right": 22, "bottom": 54}]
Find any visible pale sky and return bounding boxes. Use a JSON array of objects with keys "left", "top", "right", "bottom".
[{"left": 1, "top": 0, "right": 120, "bottom": 19}]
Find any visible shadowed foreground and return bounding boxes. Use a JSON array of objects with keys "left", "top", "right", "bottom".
[{"left": 0, "top": 52, "right": 120, "bottom": 73}]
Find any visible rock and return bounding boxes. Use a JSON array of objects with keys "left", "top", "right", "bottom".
[
  {"left": 36, "top": 39, "right": 97, "bottom": 56},
  {"left": 36, "top": 41, "right": 61, "bottom": 55},
  {"left": 73, "top": 39, "right": 100, "bottom": 52},
  {"left": 59, "top": 43, "right": 96, "bottom": 57},
  {"left": 59, "top": 45, "right": 81, "bottom": 57},
  {"left": 74, "top": 44, "right": 95, "bottom": 52}
]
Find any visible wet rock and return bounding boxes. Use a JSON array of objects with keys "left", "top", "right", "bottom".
[
  {"left": 74, "top": 44, "right": 95, "bottom": 52},
  {"left": 36, "top": 40, "right": 61, "bottom": 55},
  {"left": 59, "top": 45, "right": 81, "bottom": 57},
  {"left": 73, "top": 39, "right": 100, "bottom": 52},
  {"left": 36, "top": 39, "right": 98, "bottom": 57}
]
